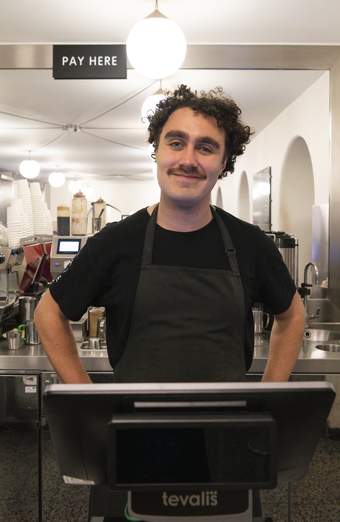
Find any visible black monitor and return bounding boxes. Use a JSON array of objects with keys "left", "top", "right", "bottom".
[{"left": 44, "top": 382, "right": 335, "bottom": 492}]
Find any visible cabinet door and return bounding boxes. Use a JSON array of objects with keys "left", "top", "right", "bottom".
[
  {"left": 41, "top": 372, "right": 115, "bottom": 521},
  {"left": 0, "top": 373, "right": 40, "bottom": 522}
]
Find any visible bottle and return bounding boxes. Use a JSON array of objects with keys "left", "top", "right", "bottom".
[
  {"left": 92, "top": 198, "right": 106, "bottom": 233},
  {"left": 57, "top": 206, "right": 70, "bottom": 236},
  {"left": 71, "top": 192, "right": 88, "bottom": 235}
]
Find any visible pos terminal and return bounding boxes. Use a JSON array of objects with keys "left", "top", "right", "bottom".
[{"left": 44, "top": 382, "right": 335, "bottom": 522}]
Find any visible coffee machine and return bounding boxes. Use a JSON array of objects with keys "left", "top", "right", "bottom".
[{"left": 0, "top": 246, "right": 24, "bottom": 334}]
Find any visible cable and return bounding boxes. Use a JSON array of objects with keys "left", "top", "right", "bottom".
[
  {"left": 33, "top": 131, "right": 67, "bottom": 152},
  {"left": 0, "top": 109, "right": 64, "bottom": 128},
  {"left": 0, "top": 126, "right": 63, "bottom": 130},
  {"left": 81, "top": 127, "right": 145, "bottom": 131},
  {"left": 80, "top": 128, "right": 146, "bottom": 152},
  {"left": 124, "top": 502, "right": 140, "bottom": 522},
  {"left": 79, "top": 80, "right": 158, "bottom": 126}
]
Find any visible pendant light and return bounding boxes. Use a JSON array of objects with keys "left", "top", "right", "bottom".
[
  {"left": 141, "top": 81, "right": 166, "bottom": 124},
  {"left": 19, "top": 150, "right": 40, "bottom": 179},
  {"left": 126, "top": 0, "right": 187, "bottom": 79},
  {"left": 48, "top": 171, "right": 66, "bottom": 188}
]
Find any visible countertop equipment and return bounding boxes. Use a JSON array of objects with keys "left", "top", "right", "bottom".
[
  {"left": 50, "top": 234, "right": 89, "bottom": 278},
  {"left": 266, "top": 231, "right": 299, "bottom": 286},
  {"left": 0, "top": 246, "right": 24, "bottom": 296},
  {"left": 0, "top": 246, "right": 24, "bottom": 334}
]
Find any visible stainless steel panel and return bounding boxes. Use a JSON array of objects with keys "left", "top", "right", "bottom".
[
  {"left": 0, "top": 44, "right": 338, "bottom": 71},
  {"left": 0, "top": 373, "right": 40, "bottom": 521}
]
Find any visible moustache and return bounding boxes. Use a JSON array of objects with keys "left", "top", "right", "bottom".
[{"left": 168, "top": 167, "right": 205, "bottom": 179}]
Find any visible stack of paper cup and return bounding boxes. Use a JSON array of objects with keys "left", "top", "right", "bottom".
[
  {"left": 6, "top": 205, "right": 24, "bottom": 247},
  {"left": 13, "top": 179, "right": 34, "bottom": 238},
  {"left": 30, "top": 182, "right": 46, "bottom": 235}
]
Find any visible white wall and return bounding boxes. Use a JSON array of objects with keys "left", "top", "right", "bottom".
[
  {"left": 49, "top": 174, "right": 160, "bottom": 228},
  {"left": 215, "top": 72, "right": 330, "bottom": 227}
]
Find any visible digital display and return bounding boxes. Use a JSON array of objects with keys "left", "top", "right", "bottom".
[
  {"left": 57, "top": 239, "right": 81, "bottom": 254},
  {"left": 110, "top": 424, "right": 274, "bottom": 487}
]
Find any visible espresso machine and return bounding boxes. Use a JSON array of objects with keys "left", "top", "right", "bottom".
[{"left": 0, "top": 246, "right": 24, "bottom": 334}]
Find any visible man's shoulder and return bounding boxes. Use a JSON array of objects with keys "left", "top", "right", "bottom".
[{"left": 214, "top": 206, "right": 262, "bottom": 238}]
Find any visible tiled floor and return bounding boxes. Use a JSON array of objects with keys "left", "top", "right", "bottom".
[{"left": 0, "top": 427, "right": 339, "bottom": 522}]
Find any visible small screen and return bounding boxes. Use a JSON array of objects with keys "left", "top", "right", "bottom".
[
  {"left": 57, "top": 239, "right": 81, "bottom": 254},
  {"left": 110, "top": 425, "right": 274, "bottom": 487}
]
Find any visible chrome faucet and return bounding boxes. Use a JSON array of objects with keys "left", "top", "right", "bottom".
[
  {"left": 303, "top": 262, "right": 319, "bottom": 286},
  {"left": 302, "top": 262, "right": 320, "bottom": 326}
]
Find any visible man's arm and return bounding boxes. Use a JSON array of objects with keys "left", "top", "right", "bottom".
[
  {"left": 262, "top": 291, "right": 305, "bottom": 382},
  {"left": 34, "top": 289, "right": 92, "bottom": 384}
]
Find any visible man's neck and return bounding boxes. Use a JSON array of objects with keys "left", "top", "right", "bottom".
[{"left": 148, "top": 198, "right": 213, "bottom": 232}]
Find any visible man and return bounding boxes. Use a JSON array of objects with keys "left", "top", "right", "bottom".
[{"left": 35, "top": 84, "right": 304, "bottom": 384}]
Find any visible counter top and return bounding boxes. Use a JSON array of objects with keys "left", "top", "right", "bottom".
[
  {"left": 0, "top": 341, "right": 110, "bottom": 372},
  {"left": 1, "top": 336, "right": 340, "bottom": 374}
]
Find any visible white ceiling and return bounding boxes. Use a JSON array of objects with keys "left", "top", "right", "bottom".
[
  {"left": 0, "top": 0, "right": 337, "bottom": 182},
  {"left": 1, "top": 0, "right": 340, "bottom": 44}
]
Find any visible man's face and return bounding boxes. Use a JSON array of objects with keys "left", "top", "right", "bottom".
[{"left": 155, "top": 107, "right": 227, "bottom": 208}]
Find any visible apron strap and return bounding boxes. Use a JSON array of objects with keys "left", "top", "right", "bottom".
[
  {"left": 211, "top": 206, "right": 241, "bottom": 276},
  {"left": 141, "top": 206, "right": 158, "bottom": 267},
  {"left": 142, "top": 204, "right": 241, "bottom": 276}
]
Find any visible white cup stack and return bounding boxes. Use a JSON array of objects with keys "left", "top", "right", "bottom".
[
  {"left": 13, "top": 179, "right": 34, "bottom": 238},
  {"left": 30, "top": 182, "right": 47, "bottom": 236},
  {"left": 6, "top": 204, "right": 25, "bottom": 247}
]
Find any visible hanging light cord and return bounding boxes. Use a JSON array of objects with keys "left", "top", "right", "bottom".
[
  {"left": 1, "top": 81, "right": 160, "bottom": 158},
  {"left": 0, "top": 109, "right": 63, "bottom": 128},
  {"left": 32, "top": 131, "right": 68, "bottom": 152},
  {"left": 79, "top": 80, "right": 158, "bottom": 126},
  {"left": 80, "top": 128, "right": 146, "bottom": 152}
]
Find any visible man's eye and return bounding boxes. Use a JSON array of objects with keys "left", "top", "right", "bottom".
[
  {"left": 169, "top": 141, "right": 183, "bottom": 149},
  {"left": 198, "top": 144, "right": 214, "bottom": 154}
]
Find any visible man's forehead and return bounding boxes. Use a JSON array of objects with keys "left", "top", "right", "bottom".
[{"left": 160, "top": 107, "right": 225, "bottom": 141}]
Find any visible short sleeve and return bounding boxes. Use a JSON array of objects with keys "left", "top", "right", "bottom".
[
  {"left": 49, "top": 224, "right": 117, "bottom": 320},
  {"left": 255, "top": 230, "right": 296, "bottom": 314}
]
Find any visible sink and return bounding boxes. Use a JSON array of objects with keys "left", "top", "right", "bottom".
[
  {"left": 303, "top": 328, "right": 340, "bottom": 342},
  {"left": 316, "top": 343, "right": 340, "bottom": 353},
  {"left": 306, "top": 322, "right": 340, "bottom": 331}
]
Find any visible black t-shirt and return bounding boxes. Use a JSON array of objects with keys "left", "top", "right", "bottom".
[{"left": 50, "top": 207, "right": 296, "bottom": 370}]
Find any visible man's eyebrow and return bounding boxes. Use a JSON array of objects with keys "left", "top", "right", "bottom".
[
  {"left": 196, "top": 136, "right": 221, "bottom": 150},
  {"left": 164, "top": 130, "right": 188, "bottom": 140},
  {"left": 164, "top": 130, "right": 221, "bottom": 150}
]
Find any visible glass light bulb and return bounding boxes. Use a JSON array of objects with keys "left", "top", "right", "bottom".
[
  {"left": 48, "top": 171, "right": 65, "bottom": 188},
  {"left": 141, "top": 93, "right": 166, "bottom": 124},
  {"left": 127, "top": 14, "right": 187, "bottom": 79},
  {"left": 19, "top": 159, "right": 40, "bottom": 179}
]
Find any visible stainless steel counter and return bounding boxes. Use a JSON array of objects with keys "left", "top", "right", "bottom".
[
  {"left": 1, "top": 337, "right": 340, "bottom": 374},
  {"left": 0, "top": 340, "right": 111, "bottom": 372}
]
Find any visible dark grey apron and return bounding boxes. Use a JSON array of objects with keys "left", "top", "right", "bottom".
[
  {"left": 99, "top": 210, "right": 250, "bottom": 520},
  {"left": 114, "top": 205, "right": 246, "bottom": 382}
]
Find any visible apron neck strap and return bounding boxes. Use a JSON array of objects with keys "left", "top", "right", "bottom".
[
  {"left": 142, "top": 204, "right": 240, "bottom": 275},
  {"left": 142, "top": 205, "right": 158, "bottom": 266},
  {"left": 210, "top": 206, "right": 240, "bottom": 275}
]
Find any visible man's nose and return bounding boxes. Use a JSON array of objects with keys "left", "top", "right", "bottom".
[{"left": 178, "top": 145, "right": 198, "bottom": 170}]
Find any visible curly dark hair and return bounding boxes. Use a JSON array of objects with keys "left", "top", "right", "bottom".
[{"left": 147, "top": 84, "right": 253, "bottom": 178}]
